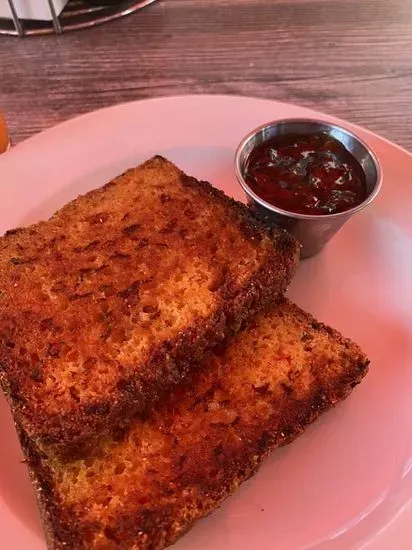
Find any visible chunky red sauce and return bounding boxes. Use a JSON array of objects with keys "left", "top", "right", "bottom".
[{"left": 245, "top": 132, "right": 368, "bottom": 215}]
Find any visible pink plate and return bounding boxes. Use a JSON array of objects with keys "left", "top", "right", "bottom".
[{"left": 0, "top": 95, "right": 411, "bottom": 550}]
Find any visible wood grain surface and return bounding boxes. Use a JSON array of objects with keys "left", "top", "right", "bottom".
[{"left": 1, "top": 0, "right": 412, "bottom": 149}]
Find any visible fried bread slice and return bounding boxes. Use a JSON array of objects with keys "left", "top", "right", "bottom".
[
  {"left": 21, "top": 299, "right": 369, "bottom": 549},
  {"left": 0, "top": 156, "right": 299, "bottom": 457}
]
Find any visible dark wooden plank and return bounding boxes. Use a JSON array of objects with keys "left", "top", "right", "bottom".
[{"left": 1, "top": 0, "right": 412, "bottom": 149}]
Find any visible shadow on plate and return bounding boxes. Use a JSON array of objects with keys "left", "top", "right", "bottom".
[{"left": 0, "top": 395, "right": 44, "bottom": 538}]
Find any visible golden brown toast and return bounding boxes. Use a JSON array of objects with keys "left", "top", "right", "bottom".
[
  {"left": 0, "top": 156, "right": 299, "bottom": 458},
  {"left": 21, "top": 299, "right": 369, "bottom": 550}
]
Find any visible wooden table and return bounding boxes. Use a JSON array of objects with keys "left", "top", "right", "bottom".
[{"left": 1, "top": 0, "right": 412, "bottom": 149}]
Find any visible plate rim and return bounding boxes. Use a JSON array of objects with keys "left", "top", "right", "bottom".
[{"left": 4, "top": 93, "right": 412, "bottom": 161}]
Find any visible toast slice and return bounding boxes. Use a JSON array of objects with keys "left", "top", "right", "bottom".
[
  {"left": 0, "top": 156, "right": 299, "bottom": 458},
  {"left": 21, "top": 299, "right": 369, "bottom": 550}
]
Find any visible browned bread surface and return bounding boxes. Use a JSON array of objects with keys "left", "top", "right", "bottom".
[
  {"left": 22, "top": 299, "right": 369, "bottom": 550},
  {"left": 0, "top": 156, "right": 299, "bottom": 457}
]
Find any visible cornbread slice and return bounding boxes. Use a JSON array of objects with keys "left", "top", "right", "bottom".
[
  {"left": 0, "top": 156, "right": 299, "bottom": 458},
  {"left": 21, "top": 299, "right": 369, "bottom": 550}
]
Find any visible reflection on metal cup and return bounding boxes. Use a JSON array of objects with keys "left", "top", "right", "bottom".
[
  {"left": 247, "top": 198, "right": 351, "bottom": 258},
  {"left": 235, "top": 118, "right": 383, "bottom": 258}
]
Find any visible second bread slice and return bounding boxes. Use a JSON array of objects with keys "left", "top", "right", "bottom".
[{"left": 21, "top": 299, "right": 369, "bottom": 549}]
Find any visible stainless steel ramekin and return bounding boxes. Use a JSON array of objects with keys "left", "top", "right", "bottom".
[{"left": 235, "top": 119, "right": 382, "bottom": 258}]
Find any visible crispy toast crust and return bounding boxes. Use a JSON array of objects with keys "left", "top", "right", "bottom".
[
  {"left": 20, "top": 300, "right": 369, "bottom": 549},
  {"left": 0, "top": 156, "right": 299, "bottom": 458}
]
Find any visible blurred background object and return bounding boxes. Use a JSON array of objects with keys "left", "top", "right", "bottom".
[
  {"left": 0, "top": 0, "right": 69, "bottom": 21},
  {"left": 0, "top": 0, "right": 156, "bottom": 36},
  {"left": 0, "top": 111, "right": 10, "bottom": 154}
]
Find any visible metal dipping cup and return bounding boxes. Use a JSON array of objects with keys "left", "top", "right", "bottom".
[{"left": 235, "top": 119, "right": 382, "bottom": 258}]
